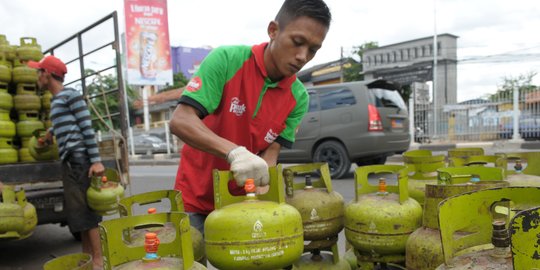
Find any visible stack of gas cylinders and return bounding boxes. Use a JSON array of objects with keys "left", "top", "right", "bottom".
[
  {"left": 0, "top": 34, "right": 53, "bottom": 164},
  {"left": 37, "top": 148, "right": 540, "bottom": 269}
]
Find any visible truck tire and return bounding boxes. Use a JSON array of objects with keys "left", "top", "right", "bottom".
[{"left": 313, "top": 141, "right": 351, "bottom": 179}]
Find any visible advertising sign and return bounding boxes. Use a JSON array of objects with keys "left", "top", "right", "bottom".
[{"left": 124, "top": 0, "right": 172, "bottom": 85}]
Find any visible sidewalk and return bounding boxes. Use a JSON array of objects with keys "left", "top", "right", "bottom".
[{"left": 129, "top": 140, "right": 540, "bottom": 166}]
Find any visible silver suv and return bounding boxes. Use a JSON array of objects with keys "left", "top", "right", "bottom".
[{"left": 278, "top": 79, "right": 410, "bottom": 179}]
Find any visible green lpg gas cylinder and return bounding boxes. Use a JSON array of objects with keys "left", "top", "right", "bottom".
[
  {"left": 0, "top": 111, "right": 15, "bottom": 138},
  {"left": 436, "top": 222, "right": 513, "bottom": 269},
  {"left": 16, "top": 189, "right": 37, "bottom": 239},
  {"left": 501, "top": 152, "right": 540, "bottom": 187},
  {"left": 0, "top": 138, "right": 18, "bottom": 164},
  {"left": 0, "top": 185, "right": 24, "bottom": 239},
  {"left": 432, "top": 187, "right": 540, "bottom": 269},
  {"left": 12, "top": 60, "right": 37, "bottom": 84},
  {"left": 87, "top": 174, "right": 125, "bottom": 216},
  {"left": 19, "top": 147, "right": 36, "bottom": 163},
  {"left": 28, "top": 129, "right": 59, "bottom": 161},
  {"left": 41, "top": 91, "right": 52, "bottom": 110},
  {"left": 510, "top": 205, "right": 540, "bottom": 270},
  {"left": 99, "top": 212, "right": 206, "bottom": 270},
  {"left": 16, "top": 111, "right": 44, "bottom": 137},
  {"left": 14, "top": 93, "right": 41, "bottom": 111},
  {"left": 16, "top": 37, "right": 43, "bottom": 61},
  {"left": 446, "top": 147, "right": 484, "bottom": 166},
  {"left": 43, "top": 253, "right": 93, "bottom": 270},
  {"left": 284, "top": 163, "right": 344, "bottom": 242},
  {"left": 0, "top": 89, "right": 13, "bottom": 112},
  {"left": 403, "top": 149, "right": 446, "bottom": 205},
  {"left": 405, "top": 166, "right": 508, "bottom": 270},
  {"left": 205, "top": 165, "right": 304, "bottom": 270},
  {"left": 0, "top": 54, "right": 12, "bottom": 83},
  {"left": 0, "top": 35, "right": 17, "bottom": 61},
  {"left": 15, "top": 83, "right": 37, "bottom": 95},
  {"left": 344, "top": 165, "right": 422, "bottom": 266},
  {"left": 118, "top": 189, "right": 205, "bottom": 264}
]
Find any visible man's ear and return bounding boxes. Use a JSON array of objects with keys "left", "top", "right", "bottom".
[{"left": 267, "top": 21, "right": 279, "bottom": 40}]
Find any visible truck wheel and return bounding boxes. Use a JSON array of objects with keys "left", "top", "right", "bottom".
[{"left": 314, "top": 141, "right": 351, "bottom": 179}]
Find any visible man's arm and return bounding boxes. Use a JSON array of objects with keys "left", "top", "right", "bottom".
[
  {"left": 169, "top": 103, "right": 237, "bottom": 158},
  {"left": 259, "top": 142, "right": 281, "bottom": 167},
  {"left": 68, "top": 91, "right": 104, "bottom": 176}
]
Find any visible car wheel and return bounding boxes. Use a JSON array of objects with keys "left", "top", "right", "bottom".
[
  {"left": 313, "top": 141, "right": 351, "bottom": 179},
  {"left": 356, "top": 156, "right": 387, "bottom": 167}
]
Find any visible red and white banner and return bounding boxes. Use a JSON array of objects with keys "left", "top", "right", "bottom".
[{"left": 124, "top": 0, "right": 172, "bottom": 85}]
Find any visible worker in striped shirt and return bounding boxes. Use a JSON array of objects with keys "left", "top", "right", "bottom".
[{"left": 28, "top": 55, "right": 104, "bottom": 269}]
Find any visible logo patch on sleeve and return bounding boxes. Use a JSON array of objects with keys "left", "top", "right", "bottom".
[{"left": 186, "top": 76, "right": 202, "bottom": 92}]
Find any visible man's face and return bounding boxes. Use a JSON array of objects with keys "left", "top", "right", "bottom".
[
  {"left": 36, "top": 68, "right": 50, "bottom": 91},
  {"left": 266, "top": 16, "right": 328, "bottom": 80}
]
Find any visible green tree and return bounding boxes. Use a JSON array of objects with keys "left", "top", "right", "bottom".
[
  {"left": 489, "top": 71, "right": 538, "bottom": 101},
  {"left": 84, "top": 70, "right": 139, "bottom": 132},
  {"left": 160, "top": 72, "right": 189, "bottom": 92},
  {"left": 343, "top": 41, "right": 378, "bottom": 82}
]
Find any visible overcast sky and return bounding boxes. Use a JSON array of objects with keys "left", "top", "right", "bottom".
[{"left": 2, "top": 0, "right": 540, "bottom": 102}]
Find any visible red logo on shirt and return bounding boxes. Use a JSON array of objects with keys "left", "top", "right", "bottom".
[{"left": 186, "top": 76, "right": 202, "bottom": 92}]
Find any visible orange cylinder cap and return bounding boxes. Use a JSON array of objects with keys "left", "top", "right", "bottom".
[
  {"left": 147, "top": 208, "right": 157, "bottom": 214},
  {"left": 378, "top": 178, "right": 387, "bottom": 193},
  {"left": 245, "top": 178, "right": 256, "bottom": 193},
  {"left": 101, "top": 176, "right": 108, "bottom": 183}
]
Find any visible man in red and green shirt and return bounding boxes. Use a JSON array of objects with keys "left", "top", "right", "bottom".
[{"left": 169, "top": 0, "right": 332, "bottom": 233}]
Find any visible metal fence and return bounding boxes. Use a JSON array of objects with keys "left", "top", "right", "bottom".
[{"left": 412, "top": 87, "right": 540, "bottom": 142}]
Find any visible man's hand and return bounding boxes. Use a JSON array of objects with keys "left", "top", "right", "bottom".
[
  {"left": 227, "top": 146, "right": 269, "bottom": 187},
  {"left": 44, "top": 130, "right": 54, "bottom": 145},
  {"left": 88, "top": 162, "right": 105, "bottom": 177}
]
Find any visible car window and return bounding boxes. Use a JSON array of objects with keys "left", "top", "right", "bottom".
[
  {"left": 369, "top": 88, "right": 406, "bottom": 109},
  {"left": 319, "top": 88, "right": 356, "bottom": 110},
  {"left": 308, "top": 92, "right": 319, "bottom": 112}
]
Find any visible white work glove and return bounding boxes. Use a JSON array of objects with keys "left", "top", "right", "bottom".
[{"left": 226, "top": 146, "right": 269, "bottom": 187}]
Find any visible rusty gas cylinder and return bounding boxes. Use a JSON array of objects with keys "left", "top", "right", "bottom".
[
  {"left": 405, "top": 168, "right": 508, "bottom": 270},
  {"left": 435, "top": 221, "right": 512, "bottom": 270}
]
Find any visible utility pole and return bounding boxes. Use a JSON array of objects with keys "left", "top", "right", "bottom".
[
  {"left": 432, "top": 0, "right": 438, "bottom": 139},
  {"left": 340, "top": 46, "right": 344, "bottom": 83}
]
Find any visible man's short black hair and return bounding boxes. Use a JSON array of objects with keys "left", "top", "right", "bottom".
[{"left": 275, "top": 0, "right": 332, "bottom": 29}]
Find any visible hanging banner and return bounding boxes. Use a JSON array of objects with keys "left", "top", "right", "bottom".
[{"left": 124, "top": 0, "right": 173, "bottom": 85}]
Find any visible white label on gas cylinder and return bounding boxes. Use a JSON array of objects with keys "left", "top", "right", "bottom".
[
  {"left": 304, "top": 222, "right": 331, "bottom": 232},
  {"left": 251, "top": 220, "right": 267, "bottom": 238},
  {"left": 229, "top": 246, "right": 286, "bottom": 261},
  {"left": 310, "top": 208, "right": 320, "bottom": 220}
]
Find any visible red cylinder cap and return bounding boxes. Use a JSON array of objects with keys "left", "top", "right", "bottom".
[
  {"left": 101, "top": 176, "right": 108, "bottom": 183},
  {"left": 147, "top": 208, "right": 157, "bottom": 214},
  {"left": 245, "top": 178, "right": 256, "bottom": 193}
]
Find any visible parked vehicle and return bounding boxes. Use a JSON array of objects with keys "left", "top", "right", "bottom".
[
  {"left": 499, "top": 116, "right": 540, "bottom": 140},
  {"left": 130, "top": 134, "right": 172, "bottom": 155},
  {"left": 278, "top": 79, "right": 411, "bottom": 179}
]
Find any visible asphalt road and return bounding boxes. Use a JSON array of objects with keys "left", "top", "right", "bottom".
[{"left": 0, "top": 164, "right": 363, "bottom": 270}]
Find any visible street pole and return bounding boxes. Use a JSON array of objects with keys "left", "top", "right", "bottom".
[
  {"left": 511, "top": 85, "right": 523, "bottom": 142},
  {"left": 432, "top": 0, "right": 438, "bottom": 139},
  {"left": 142, "top": 85, "right": 150, "bottom": 132}
]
